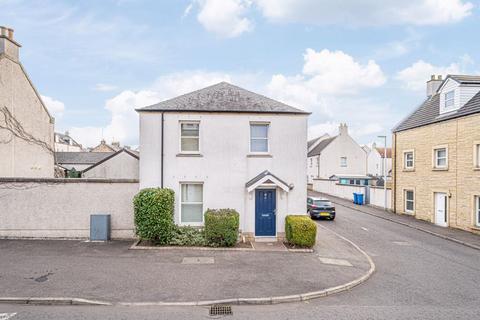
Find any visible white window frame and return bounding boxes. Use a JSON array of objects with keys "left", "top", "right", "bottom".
[
  {"left": 340, "top": 157, "right": 347, "bottom": 167},
  {"left": 403, "top": 150, "right": 414, "bottom": 170},
  {"left": 475, "top": 196, "right": 480, "bottom": 227},
  {"left": 433, "top": 146, "right": 448, "bottom": 169},
  {"left": 249, "top": 122, "right": 270, "bottom": 154},
  {"left": 404, "top": 190, "right": 415, "bottom": 214},
  {"left": 474, "top": 143, "right": 480, "bottom": 169},
  {"left": 179, "top": 182, "right": 204, "bottom": 226},
  {"left": 444, "top": 90, "right": 455, "bottom": 111},
  {"left": 179, "top": 121, "right": 200, "bottom": 154}
]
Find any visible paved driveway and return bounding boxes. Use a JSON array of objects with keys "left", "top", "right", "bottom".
[{"left": 0, "top": 226, "right": 369, "bottom": 304}]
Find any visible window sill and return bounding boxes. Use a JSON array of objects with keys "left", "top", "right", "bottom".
[
  {"left": 474, "top": 167, "right": 480, "bottom": 171},
  {"left": 403, "top": 168, "right": 415, "bottom": 172},
  {"left": 176, "top": 153, "right": 203, "bottom": 157},
  {"left": 432, "top": 167, "right": 448, "bottom": 171},
  {"left": 247, "top": 153, "right": 272, "bottom": 158}
]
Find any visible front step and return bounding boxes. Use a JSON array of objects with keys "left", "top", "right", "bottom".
[{"left": 254, "top": 236, "right": 277, "bottom": 242}]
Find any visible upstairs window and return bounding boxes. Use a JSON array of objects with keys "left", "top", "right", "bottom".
[
  {"left": 444, "top": 90, "right": 455, "bottom": 110},
  {"left": 434, "top": 147, "right": 448, "bottom": 169},
  {"left": 250, "top": 123, "right": 269, "bottom": 153},
  {"left": 340, "top": 157, "right": 347, "bottom": 167},
  {"left": 180, "top": 122, "right": 199, "bottom": 153},
  {"left": 475, "top": 144, "right": 480, "bottom": 168},
  {"left": 404, "top": 151, "right": 414, "bottom": 169}
]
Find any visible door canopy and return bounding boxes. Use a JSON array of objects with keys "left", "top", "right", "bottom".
[{"left": 245, "top": 170, "right": 291, "bottom": 193}]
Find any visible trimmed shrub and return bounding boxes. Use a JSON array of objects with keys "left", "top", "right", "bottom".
[
  {"left": 285, "top": 215, "right": 317, "bottom": 248},
  {"left": 133, "top": 188, "right": 175, "bottom": 244},
  {"left": 170, "top": 226, "right": 206, "bottom": 247},
  {"left": 204, "top": 209, "right": 240, "bottom": 247}
]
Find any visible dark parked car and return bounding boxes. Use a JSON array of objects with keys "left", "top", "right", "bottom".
[{"left": 307, "top": 197, "right": 335, "bottom": 220}]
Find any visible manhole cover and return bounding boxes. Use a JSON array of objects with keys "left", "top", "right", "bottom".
[
  {"left": 181, "top": 257, "right": 214, "bottom": 264},
  {"left": 393, "top": 241, "right": 411, "bottom": 246},
  {"left": 210, "top": 304, "right": 232, "bottom": 316},
  {"left": 318, "top": 257, "right": 353, "bottom": 267}
]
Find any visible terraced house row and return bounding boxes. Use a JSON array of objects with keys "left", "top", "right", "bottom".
[{"left": 393, "top": 74, "right": 480, "bottom": 234}]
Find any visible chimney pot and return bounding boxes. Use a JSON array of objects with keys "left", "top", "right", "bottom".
[
  {"left": 431, "top": 75, "right": 435, "bottom": 80},
  {"left": 437, "top": 75, "right": 442, "bottom": 80}
]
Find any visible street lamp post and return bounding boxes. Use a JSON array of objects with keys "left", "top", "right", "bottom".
[{"left": 378, "top": 135, "right": 387, "bottom": 210}]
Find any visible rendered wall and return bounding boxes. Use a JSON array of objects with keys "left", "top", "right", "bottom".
[
  {"left": 0, "top": 56, "right": 54, "bottom": 177},
  {"left": 0, "top": 178, "right": 138, "bottom": 239},
  {"left": 139, "top": 112, "right": 308, "bottom": 236}
]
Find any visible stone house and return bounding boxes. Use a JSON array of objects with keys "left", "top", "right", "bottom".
[
  {"left": 90, "top": 139, "right": 121, "bottom": 152},
  {"left": 54, "top": 131, "right": 83, "bottom": 152},
  {"left": 308, "top": 123, "right": 368, "bottom": 185},
  {"left": 0, "top": 26, "right": 54, "bottom": 177},
  {"left": 392, "top": 74, "right": 480, "bottom": 234},
  {"left": 137, "top": 82, "right": 309, "bottom": 241}
]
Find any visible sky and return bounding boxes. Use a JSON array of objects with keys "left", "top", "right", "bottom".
[{"left": 1, "top": 0, "right": 479, "bottom": 148}]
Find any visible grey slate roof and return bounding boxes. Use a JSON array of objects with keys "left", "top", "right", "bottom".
[
  {"left": 245, "top": 170, "right": 290, "bottom": 189},
  {"left": 449, "top": 75, "right": 480, "bottom": 85},
  {"left": 393, "top": 90, "right": 480, "bottom": 132},
  {"left": 82, "top": 149, "right": 139, "bottom": 173},
  {"left": 307, "top": 137, "right": 321, "bottom": 149},
  {"left": 307, "top": 137, "right": 336, "bottom": 157},
  {"left": 55, "top": 152, "right": 114, "bottom": 165},
  {"left": 137, "top": 82, "right": 309, "bottom": 114}
]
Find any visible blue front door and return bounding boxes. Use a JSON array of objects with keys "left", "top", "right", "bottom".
[{"left": 255, "top": 189, "right": 276, "bottom": 236}]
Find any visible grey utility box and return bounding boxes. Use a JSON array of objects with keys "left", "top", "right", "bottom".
[{"left": 90, "top": 214, "right": 111, "bottom": 241}]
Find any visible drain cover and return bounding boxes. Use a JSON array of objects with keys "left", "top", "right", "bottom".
[{"left": 209, "top": 304, "right": 232, "bottom": 316}]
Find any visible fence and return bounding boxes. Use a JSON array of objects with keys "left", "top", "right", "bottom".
[
  {"left": 0, "top": 178, "right": 138, "bottom": 239},
  {"left": 312, "top": 179, "right": 392, "bottom": 210}
]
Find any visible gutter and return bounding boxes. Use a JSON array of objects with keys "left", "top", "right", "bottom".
[
  {"left": 161, "top": 112, "right": 164, "bottom": 188},
  {"left": 393, "top": 132, "right": 397, "bottom": 213}
]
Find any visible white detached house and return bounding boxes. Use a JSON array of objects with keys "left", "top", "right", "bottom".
[{"left": 137, "top": 82, "right": 309, "bottom": 241}]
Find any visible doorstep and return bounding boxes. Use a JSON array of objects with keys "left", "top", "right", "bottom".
[{"left": 254, "top": 237, "right": 277, "bottom": 242}]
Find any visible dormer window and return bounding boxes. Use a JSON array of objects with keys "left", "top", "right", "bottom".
[{"left": 444, "top": 90, "right": 454, "bottom": 109}]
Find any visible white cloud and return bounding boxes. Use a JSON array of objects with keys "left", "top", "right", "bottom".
[
  {"left": 264, "top": 49, "right": 393, "bottom": 142},
  {"left": 254, "top": 0, "right": 473, "bottom": 26},
  {"left": 69, "top": 71, "right": 234, "bottom": 147},
  {"left": 94, "top": 83, "right": 118, "bottom": 92},
  {"left": 40, "top": 95, "right": 65, "bottom": 119},
  {"left": 182, "top": 3, "right": 194, "bottom": 19},
  {"left": 374, "top": 29, "right": 422, "bottom": 59},
  {"left": 266, "top": 49, "right": 385, "bottom": 111},
  {"left": 68, "top": 50, "right": 389, "bottom": 147},
  {"left": 196, "top": 0, "right": 253, "bottom": 38},
  {"left": 308, "top": 122, "right": 339, "bottom": 139},
  {"left": 396, "top": 59, "right": 467, "bottom": 91}
]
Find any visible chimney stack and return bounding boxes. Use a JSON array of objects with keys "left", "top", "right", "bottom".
[
  {"left": 339, "top": 123, "right": 348, "bottom": 136},
  {"left": 426, "top": 74, "right": 443, "bottom": 97},
  {"left": 0, "top": 26, "right": 21, "bottom": 62}
]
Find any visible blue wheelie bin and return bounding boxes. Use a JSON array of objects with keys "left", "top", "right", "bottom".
[
  {"left": 353, "top": 193, "right": 358, "bottom": 204},
  {"left": 357, "top": 193, "right": 364, "bottom": 205}
]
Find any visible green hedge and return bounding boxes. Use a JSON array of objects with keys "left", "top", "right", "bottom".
[
  {"left": 133, "top": 188, "right": 175, "bottom": 244},
  {"left": 170, "top": 226, "right": 206, "bottom": 247},
  {"left": 285, "top": 215, "right": 317, "bottom": 248},
  {"left": 204, "top": 209, "right": 239, "bottom": 247}
]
